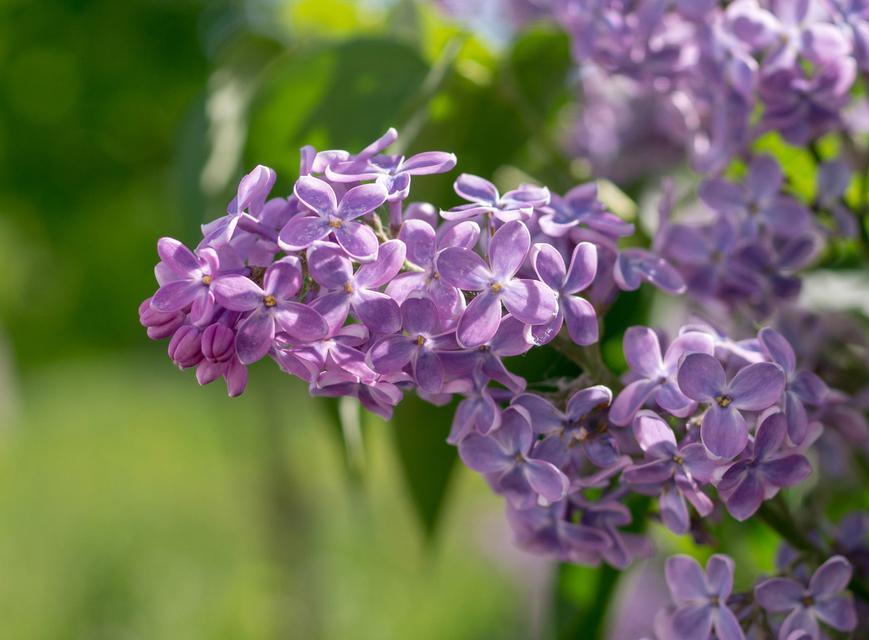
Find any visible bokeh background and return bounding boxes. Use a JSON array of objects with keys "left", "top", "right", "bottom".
[{"left": 0, "top": 1, "right": 786, "bottom": 638}]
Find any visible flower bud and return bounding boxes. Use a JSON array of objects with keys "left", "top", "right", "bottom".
[
  {"left": 139, "top": 297, "right": 185, "bottom": 340},
  {"left": 201, "top": 323, "right": 235, "bottom": 363},
  {"left": 168, "top": 325, "right": 203, "bottom": 369}
]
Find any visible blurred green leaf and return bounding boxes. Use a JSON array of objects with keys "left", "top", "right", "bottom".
[
  {"left": 390, "top": 393, "right": 459, "bottom": 539},
  {"left": 507, "top": 25, "right": 572, "bottom": 121},
  {"left": 245, "top": 38, "right": 430, "bottom": 179}
]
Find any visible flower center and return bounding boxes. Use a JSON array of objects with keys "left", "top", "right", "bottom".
[
  {"left": 709, "top": 595, "right": 720, "bottom": 607},
  {"left": 672, "top": 454, "right": 684, "bottom": 465},
  {"left": 490, "top": 282, "right": 503, "bottom": 293},
  {"left": 801, "top": 595, "right": 814, "bottom": 607},
  {"left": 201, "top": 274, "right": 212, "bottom": 286},
  {"left": 328, "top": 218, "right": 343, "bottom": 229},
  {"left": 416, "top": 335, "right": 426, "bottom": 346},
  {"left": 715, "top": 395, "right": 732, "bottom": 408},
  {"left": 263, "top": 295, "right": 277, "bottom": 308},
  {"left": 344, "top": 282, "right": 354, "bottom": 294}
]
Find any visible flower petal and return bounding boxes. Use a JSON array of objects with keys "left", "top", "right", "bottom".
[
  {"left": 334, "top": 221, "right": 380, "bottom": 262},
  {"left": 562, "top": 295, "right": 598, "bottom": 346},
  {"left": 152, "top": 279, "right": 202, "bottom": 313},
  {"left": 722, "top": 470, "right": 764, "bottom": 521},
  {"left": 454, "top": 173, "right": 498, "bottom": 204},
  {"left": 761, "top": 454, "right": 812, "bottom": 488},
  {"left": 235, "top": 309, "right": 275, "bottom": 364},
  {"left": 368, "top": 335, "right": 415, "bottom": 373},
  {"left": 754, "top": 577, "right": 804, "bottom": 612},
  {"left": 609, "top": 379, "right": 660, "bottom": 426},
  {"left": 456, "top": 293, "right": 502, "bottom": 348},
  {"left": 501, "top": 279, "right": 558, "bottom": 325},
  {"left": 294, "top": 175, "right": 337, "bottom": 217},
  {"left": 670, "top": 604, "right": 713, "bottom": 640},
  {"left": 633, "top": 410, "right": 677, "bottom": 450},
  {"left": 758, "top": 327, "right": 796, "bottom": 374},
  {"left": 401, "top": 151, "right": 457, "bottom": 175},
  {"left": 701, "top": 405, "right": 748, "bottom": 459},
  {"left": 564, "top": 242, "right": 597, "bottom": 293},
  {"left": 278, "top": 215, "right": 330, "bottom": 251},
  {"left": 437, "top": 247, "right": 492, "bottom": 290},
  {"left": 730, "top": 362, "right": 785, "bottom": 411},
  {"left": 489, "top": 220, "right": 530, "bottom": 280},
  {"left": 531, "top": 243, "right": 566, "bottom": 290},
  {"left": 523, "top": 459, "right": 569, "bottom": 503},
  {"left": 665, "top": 555, "right": 709, "bottom": 604},
  {"left": 753, "top": 412, "right": 787, "bottom": 459},
  {"left": 813, "top": 595, "right": 857, "bottom": 632},
  {"left": 211, "top": 275, "right": 264, "bottom": 312},
  {"left": 414, "top": 350, "right": 445, "bottom": 394},
  {"left": 677, "top": 353, "right": 726, "bottom": 402},
  {"left": 157, "top": 237, "right": 199, "bottom": 275},
  {"left": 624, "top": 326, "right": 665, "bottom": 378},
  {"left": 713, "top": 605, "right": 745, "bottom": 640},
  {"left": 274, "top": 301, "right": 328, "bottom": 342},
  {"left": 352, "top": 289, "right": 401, "bottom": 335},
  {"left": 354, "top": 239, "right": 406, "bottom": 289},
  {"left": 699, "top": 178, "right": 745, "bottom": 214},
  {"left": 458, "top": 432, "right": 511, "bottom": 474},
  {"left": 337, "top": 182, "right": 388, "bottom": 220},
  {"left": 566, "top": 385, "right": 612, "bottom": 421},
  {"left": 810, "top": 555, "right": 853, "bottom": 598},
  {"left": 307, "top": 244, "right": 353, "bottom": 289},
  {"left": 399, "top": 218, "right": 436, "bottom": 267}
]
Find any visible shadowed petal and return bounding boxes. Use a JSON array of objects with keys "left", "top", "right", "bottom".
[
  {"left": 624, "top": 326, "right": 665, "bottom": 378},
  {"left": 235, "top": 309, "right": 275, "bottom": 364},
  {"left": 307, "top": 245, "right": 353, "bottom": 289},
  {"left": 399, "top": 219, "right": 436, "bottom": 267},
  {"left": 633, "top": 410, "right": 676, "bottom": 450},
  {"left": 564, "top": 242, "right": 597, "bottom": 293},
  {"left": 562, "top": 295, "right": 598, "bottom": 345},
  {"left": 352, "top": 289, "right": 400, "bottom": 334},
  {"left": 753, "top": 412, "right": 787, "bottom": 459},
  {"left": 531, "top": 243, "right": 566, "bottom": 289},
  {"left": 566, "top": 385, "right": 612, "bottom": 420},
  {"left": 814, "top": 595, "right": 857, "bottom": 631},
  {"left": 274, "top": 301, "right": 328, "bottom": 342},
  {"left": 152, "top": 280, "right": 203, "bottom": 313},
  {"left": 754, "top": 578, "right": 803, "bottom": 611},
  {"left": 666, "top": 555, "right": 708, "bottom": 603},
  {"left": 779, "top": 607, "right": 819, "bottom": 640},
  {"left": 264, "top": 257, "right": 302, "bottom": 299},
  {"left": 670, "top": 604, "right": 713, "bottom": 640},
  {"left": 660, "top": 486, "right": 690, "bottom": 534},
  {"left": 761, "top": 455, "right": 812, "bottom": 487},
  {"left": 610, "top": 379, "right": 660, "bottom": 426},
  {"left": 723, "top": 471, "right": 764, "bottom": 521},
  {"left": 523, "top": 459, "right": 569, "bottom": 503},
  {"left": 414, "top": 350, "right": 445, "bottom": 394},
  {"left": 810, "top": 556, "right": 853, "bottom": 598},
  {"left": 458, "top": 432, "right": 511, "bottom": 474},
  {"left": 367, "top": 336, "right": 415, "bottom": 373},
  {"left": 699, "top": 178, "right": 745, "bottom": 214},
  {"left": 759, "top": 327, "right": 796, "bottom": 374},
  {"left": 713, "top": 605, "right": 745, "bottom": 640}
]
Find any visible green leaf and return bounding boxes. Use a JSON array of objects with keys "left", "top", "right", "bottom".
[
  {"left": 389, "top": 392, "right": 459, "bottom": 539},
  {"left": 245, "top": 38, "right": 430, "bottom": 179},
  {"left": 507, "top": 25, "right": 572, "bottom": 121}
]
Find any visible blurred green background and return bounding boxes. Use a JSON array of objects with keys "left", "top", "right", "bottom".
[{"left": 0, "top": 1, "right": 785, "bottom": 638}]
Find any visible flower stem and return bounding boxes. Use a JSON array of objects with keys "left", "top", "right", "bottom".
[{"left": 552, "top": 331, "right": 620, "bottom": 390}]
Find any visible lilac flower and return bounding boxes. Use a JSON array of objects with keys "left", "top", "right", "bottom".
[
  {"left": 437, "top": 220, "right": 557, "bottom": 347},
  {"left": 326, "top": 150, "right": 457, "bottom": 201},
  {"left": 537, "top": 183, "right": 634, "bottom": 239},
  {"left": 212, "top": 257, "right": 328, "bottom": 364},
  {"left": 458, "top": 405, "right": 569, "bottom": 508},
  {"left": 513, "top": 385, "right": 622, "bottom": 470},
  {"left": 622, "top": 411, "right": 717, "bottom": 534},
  {"left": 168, "top": 325, "right": 203, "bottom": 369},
  {"left": 201, "top": 322, "right": 235, "bottom": 364},
  {"left": 385, "top": 218, "right": 479, "bottom": 331},
  {"left": 366, "top": 297, "right": 459, "bottom": 394},
  {"left": 446, "top": 371, "right": 501, "bottom": 444},
  {"left": 505, "top": 501, "right": 610, "bottom": 563},
  {"left": 610, "top": 328, "right": 714, "bottom": 426},
  {"left": 440, "top": 315, "right": 532, "bottom": 394},
  {"left": 759, "top": 328, "right": 828, "bottom": 444},
  {"left": 442, "top": 174, "right": 550, "bottom": 224},
  {"left": 202, "top": 164, "right": 276, "bottom": 245},
  {"left": 699, "top": 155, "right": 811, "bottom": 238},
  {"left": 816, "top": 157, "right": 859, "bottom": 236},
  {"left": 195, "top": 352, "right": 247, "bottom": 398},
  {"left": 150, "top": 238, "right": 222, "bottom": 323},
  {"left": 277, "top": 324, "right": 375, "bottom": 385},
  {"left": 614, "top": 248, "right": 686, "bottom": 294},
  {"left": 570, "top": 496, "right": 654, "bottom": 569},
  {"left": 717, "top": 413, "right": 812, "bottom": 521},
  {"left": 278, "top": 176, "right": 388, "bottom": 261},
  {"left": 754, "top": 555, "right": 857, "bottom": 639},
  {"left": 677, "top": 353, "right": 786, "bottom": 458},
  {"left": 664, "top": 554, "right": 744, "bottom": 640},
  {"left": 307, "top": 240, "right": 406, "bottom": 335},
  {"left": 530, "top": 242, "right": 598, "bottom": 345},
  {"left": 312, "top": 370, "right": 405, "bottom": 420}
]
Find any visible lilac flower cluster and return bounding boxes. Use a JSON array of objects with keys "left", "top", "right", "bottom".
[
  {"left": 139, "top": 128, "right": 681, "bottom": 406},
  {"left": 650, "top": 551, "right": 859, "bottom": 640}
]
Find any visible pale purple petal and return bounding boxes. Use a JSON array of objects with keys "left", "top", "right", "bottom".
[
  {"left": 655, "top": 381, "right": 695, "bottom": 416},
  {"left": 235, "top": 309, "right": 275, "bottom": 364},
  {"left": 458, "top": 432, "right": 511, "bottom": 474},
  {"left": 489, "top": 220, "right": 530, "bottom": 280},
  {"left": 400, "top": 151, "right": 457, "bottom": 175},
  {"left": 730, "top": 362, "right": 785, "bottom": 411},
  {"left": 779, "top": 607, "right": 819, "bottom": 640},
  {"left": 706, "top": 555, "right": 734, "bottom": 598},
  {"left": 399, "top": 219, "right": 436, "bottom": 267},
  {"left": 722, "top": 470, "right": 764, "bottom": 521},
  {"left": 754, "top": 578, "right": 804, "bottom": 611},
  {"left": 562, "top": 295, "right": 598, "bottom": 345},
  {"left": 400, "top": 296, "right": 438, "bottom": 336},
  {"left": 352, "top": 289, "right": 401, "bottom": 335},
  {"left": 759, "top": 327, "right": 796, "bottom": 374},
  {"left": 454, "top": 173, "right": 498, "bottom": 204},
  {"left": 624, "top": 326, "right": 665, "bottom": 378},
  {"left": 701, "top": 405, "right": 748, "bottom": 459},
  {"left": 699, "top": 178, "right": 745, "bottom": 214},
  {"left": 633, "top": 410, "right": 676, "bottom": 450},
  {"left": 610, "top": 379, "right": 660, "bottom": 426},
  {"left": 678, "top": 353, "right": 726, "bottom": 402},
  {"left": 334, "top": 221, "right": 380, "bottom": 262},
  {"left": 660, "top": 486, "right": 690, "bottom": 534},
  {"left": 502, "top": 279, "right": 558, "bottom": 325},
  {"left": 336, "top": 182, "right": 388, "bottom": 220},
  {"left": 437, "top": 247, "right": 492, "bottom": 290},
  {"left": 307, "top": 245, "right": 353, "bottom": 289},
  {"left": 761, "top": 455, "right": 812, "bottom": 487},
  {"left": 368, "top": 335, "right": 415, "bottom": 373},
  {"left": 294, "top": 175, "right": 337, "bottom": 217},
  {"left": 813, "top": 595, "right": 857, "bottom": 632},
  {"left": 157, "top": 237, "right": 199, "bottom": 274},
  {"left": 456, "top": 293, "right": 502, "bottom": 348},
  {"left": 523, "top": 459, "right": 569, "bottom": 503},
  {"left": 566, "top": 385, "right": 612, "bottom": 421},
  {"left": 746, "top": 155, "right": 782, "bottom": 201},
  {"left": 753, "top": 412, "right": 787, "bottom": 459},
  {"left": 810, "top": 556, "right": 853, "bottom": 598},
  {"left": 263, "top": 257, "right": 302, "bottom": 299},
  {"left": 278, "top": 215, "right": 330, "bottom": 251},
  {"left": 152, "top": 280, "right": 202, "bottom": 313},
  {"left": 354, "top": 239, "right": 406, "bottom": 288},
  {"left": 211, "top": 275, "right": 264, "bottom": 312},
  {"left": 414, "top": 350, "right": 444, "bottom": 394},
  {"left": 663, "top": 332, "right": 715, "bottom": 372},
  {"left": 713, "top": 605, "right": 745, "bottom": 640},
  {"left": 531, "top": 243, "right": 566, "bottom": 290},
  {"left": 564, "top": 242, "right": 597, "bottom": 293},
  {"left": 274, "top": 301, "right": 328, "bottom": 342},
  {"left": 670, "top": 604, "right": 713, "bottom": 640}
]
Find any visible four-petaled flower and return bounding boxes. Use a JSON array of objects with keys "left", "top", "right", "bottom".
[
  {"left": 443, "top": 173, "right": 550, "bottom": 224},
  {"left": 438, "top": 220, "right": 558, "bottom": 347},
  {"left": 677, "top": 353, "right": 786, "bottom": 458}
]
